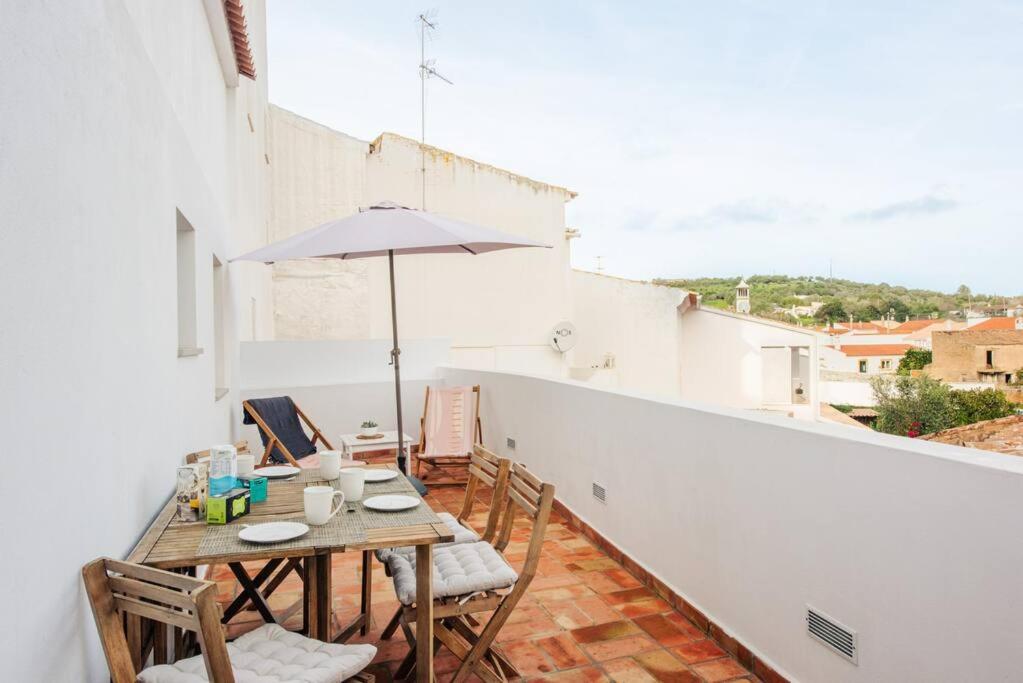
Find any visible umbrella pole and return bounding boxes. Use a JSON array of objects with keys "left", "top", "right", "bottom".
[{"left": 387, "top": 249, "right": 408, "bottom": 475}]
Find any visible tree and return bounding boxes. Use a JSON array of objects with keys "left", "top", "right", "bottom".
[
  {"left": 853, "top": 304, "right": 882, "bottom": 322},
  {"left": 956, "top": 284, "right": 972, "bottom": 299},
  {"left": 871, "top": 375, "right": 957, "bottom": 436},
  {"left": 950, "top": 388, "right": 1016, "bottom": 426},
  {"left": 814, "top": 300, "right": 847, "bottom": 323},
  {"left": 896, "top": 348, "right": 932, "bottom": 376},
  {"left": 872, "top": 376, "right": 1017, "bottom": 436},
  {"left": 882, "top": 298, "right": 911, "bottom": 321}
]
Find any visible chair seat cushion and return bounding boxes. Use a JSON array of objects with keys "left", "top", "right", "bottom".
[
  {"left": 136, "top": 624, "right": 376, "bottom": 683},
  {"left": 388, "top": 541, "right": 517, "bottom": 605},
  {"left": 374, "top": 512, "right": 479, "bottom": 563}
]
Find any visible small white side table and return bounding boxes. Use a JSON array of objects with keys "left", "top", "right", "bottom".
[{"left": 338, "top": 431, "right": 415, "bottom": 472}]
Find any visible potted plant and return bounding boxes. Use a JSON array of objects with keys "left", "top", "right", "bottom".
[{"left": 360, "top": 420, "right": 379, "bottom": 437}]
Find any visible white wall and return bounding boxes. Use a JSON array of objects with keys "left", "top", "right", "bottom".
[
  {"left": 267, "top": 108, "right": 574, "bottom": 377},
  {"left": 0, "top": 2, "right": 271, "bottom": 679},
  {"left": 679, "top": 308, "right": 819, "bottom": 417},
  {"left": 441, "top": 366, "right": 1023, "bottom": 683},
  {"left": 570, "top": 270, "right": 687, "bottom": 398},
  {"left": 239, "top": 339, "right": 450, "bottom": 448},
  {"left": 820, "top": 380, "right": 877, "bottom": 406}
]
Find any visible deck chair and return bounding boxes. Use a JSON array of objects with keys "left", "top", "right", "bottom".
[
  {"left": 82, "top": 557, "right": 376, "bottom": 683},
  {"left": 373, "top": 445, "right": 511, "bottom": 639},
  {"left": 383, "top": 463, "right": 555, "bottom": 682},
  {"left": 184, "top": 440, "right": 250, "bottom": 465},
  {"left": 242, "top": 396, "right": 334, "bottom": 468},
  {"left": 415, "top": 384, "right": 483, "bottom": 481}
]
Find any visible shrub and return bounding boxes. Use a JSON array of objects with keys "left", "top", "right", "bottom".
[
  {"left": 871, "top": 376, "right": 1016, "bottom": 436},
  {"left": 950, "top": 388, "right": 1016, "bottom": 426},
  {"left": 896, "top": 348, "right": 932, "bottom": 376},
  {"left": 870, "top": 375, "right": 957, "bottom": 436}
]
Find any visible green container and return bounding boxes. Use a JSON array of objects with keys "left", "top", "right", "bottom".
[
  {"left": 206, "top": 488, "right": 250, "bottom": 525},
  {"left": 239, "top": 474, "right": 268, "bottom": 503}
]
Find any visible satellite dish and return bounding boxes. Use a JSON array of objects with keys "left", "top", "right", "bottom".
[{"left": 550, "top": 321, "right": 577, "bottom": 353}]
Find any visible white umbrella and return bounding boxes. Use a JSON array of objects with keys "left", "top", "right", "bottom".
[{"left": 233, "top": 201, "right": 550, "bottom": 486}]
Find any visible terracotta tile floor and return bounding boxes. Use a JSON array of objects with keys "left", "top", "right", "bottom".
[{"left": 212, "top": 484, "right": 758, "bottom": 682}]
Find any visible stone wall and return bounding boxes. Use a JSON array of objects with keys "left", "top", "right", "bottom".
[{"left": 926, "top": 329, "right": 1023, "bottom": 383}]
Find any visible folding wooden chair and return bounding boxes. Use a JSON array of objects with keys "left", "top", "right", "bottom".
[
  {"left": 383, "top": 463, "right": 555, "bottom": 682},
  {"left": 415, "top": 384, "right": 483, "bottom": 481},
  {"left": 373, "top": 445, "right": 511, "bottom": 640},
  {"left": 82, "top": 557, "right": 376, "bottom": 683},
  {"left": 242, "top": 396, "right": 334, "bottom": 467}
]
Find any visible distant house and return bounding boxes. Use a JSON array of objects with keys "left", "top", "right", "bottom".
[
  {"left": 968, "top": 317, "right": 1023, "bottom": 332},
  {"left": 817, "top": 321, "right": 888, "bottom": 335},
  {"left": 824, "top": 343, "right": 913, "bottom": 375},
  {"left": 902, "top": 319, "right": 967, "bottom": 349},
  {"left": 925, "top": 327, "right": 1023, "bottom": 385}
]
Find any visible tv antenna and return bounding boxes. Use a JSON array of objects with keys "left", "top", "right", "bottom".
[{"left": 418, "top": 11, "right": 453, "bottom": 211}]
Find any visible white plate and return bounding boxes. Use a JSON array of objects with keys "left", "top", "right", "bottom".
[
  {"left": 255, "top": 465, "right": 301, "bottom": 479},
  {"left": 363, "top": 495, "right": 419, "bottom": 512},
  {"left": 238, "top": 521, "right": 309, "bottom": 544},
  {"left": 364, "top": 469, "right": 399, "bottom": 482}
]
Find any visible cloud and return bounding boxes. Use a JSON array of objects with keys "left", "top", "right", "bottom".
[
  {"left": 846, "top": 195, "right": 958, "bottom": 222},
  {"left": 669, "top": 198, "right": 817, "bottom": 231}
]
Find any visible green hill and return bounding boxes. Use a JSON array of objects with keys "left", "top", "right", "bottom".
[{"left": 652, "top": 275, "right": 1021, "bottom": 324}]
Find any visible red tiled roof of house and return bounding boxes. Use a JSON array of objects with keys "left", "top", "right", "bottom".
[
  {"left": 225, "top": 0, "right": 256, "bottom": 79},
  {"left": 893, "top": 319, "right": 942, "bottom": 333},
  {"left": 829, "top": 344, "right": 913, "bottom": 357},
  {"left": 921, "top": 414, "right": 1023, "bottom": 457},
  {"left": 969, "top": 317, "right": 1021, "bottom": 331}
]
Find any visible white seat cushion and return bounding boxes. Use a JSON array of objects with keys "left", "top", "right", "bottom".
[
  {"left": 388, "top": 541, "right": 517, "bottom": 606},
  {"left": 374, "top": 511, "right": 479, "bottom": 563},
  {"left": 136, "top": 624, "right": 376, "bottom": 683}
]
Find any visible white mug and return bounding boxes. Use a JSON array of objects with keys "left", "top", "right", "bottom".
[
  {"left": 319, "top": 450, "right": 342, "bottom": 480},
  {"left": 338, "top": 468, "right": 366, "bottom": 503},
  {"left": 236, "top": 453, "right": 255, "bottom": 477},
  {"left": 304, "top": 485, "right": 345, "bottom": 525}
]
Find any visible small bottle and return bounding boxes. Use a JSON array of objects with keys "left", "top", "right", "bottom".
[{"left": 209, "top": 444, "right": 238, "bottom": 497}]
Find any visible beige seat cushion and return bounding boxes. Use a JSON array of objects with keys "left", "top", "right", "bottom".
[
  {"left": 136, "top": 624, "right": 376, "bottom": 683},
  {"left": 387, "top": 541, "right": 517, "bottom": 606},
  {"left": 374, "top": 511, "right": 479, "bottom": 563}
]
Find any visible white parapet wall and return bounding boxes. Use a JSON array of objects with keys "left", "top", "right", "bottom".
[
  {"left": 239, "top": 339, "right": 451, "bottom": 447},
  {"left": 441, "top": 365, "right": 1023, "bottom": 682}
]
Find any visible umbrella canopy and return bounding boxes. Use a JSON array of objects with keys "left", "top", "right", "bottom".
[
  {"left": 234, "top": 201, "right": 549, "bottom": 263},
  {"left": 232, "top": 201, "right": 550, "bottom": 486}
]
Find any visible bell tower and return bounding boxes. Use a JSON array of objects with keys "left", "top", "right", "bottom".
[{"left": 735, "top": 278, "right": 751, "bottom": 314}]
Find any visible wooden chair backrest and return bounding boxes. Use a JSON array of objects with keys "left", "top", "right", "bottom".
[
  {"left": 457, "top": 445, "right": 511, "bottom": 542},
  {"left": 185, "top": 440, "right": 250, "bottom": 465},
  {"left": 494, "top": 463, "right": 555, "bottom": 580},
  {"left": 418, "top": 384, "right": 483, "bottom": 454},
  {"left": 82, "top": 558, "right": 234, "bottom": 683}
]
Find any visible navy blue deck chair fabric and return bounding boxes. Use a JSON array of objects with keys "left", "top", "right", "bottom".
[{"left": 243, "top": 396, "right": 317, "bottom": 465}]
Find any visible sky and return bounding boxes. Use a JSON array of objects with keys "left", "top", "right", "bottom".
[{"left": 266, "top": 1, "right": 1023, "bottom": 295}]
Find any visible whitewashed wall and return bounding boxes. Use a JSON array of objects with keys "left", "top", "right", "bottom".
[
  {"left": 820, "top": 379, "right": 877, "bottom": 406},
  {"left": 267, "top": 109, "right": 573, "bottom": 377},
  {"left": 441, "top": 366, "right": 1023, "bottom": 683},
  {"left": 569, "top": 270, "right": 687, "bottom": 398},
  {"left": 238, "top": 339, "right": 450, "bottom": 448},
  {"left": 679, "top": 308, "right": 820, "bottom": 417},
  {"left": 0, "top": 2, "right": 271, "bottom": 679}
]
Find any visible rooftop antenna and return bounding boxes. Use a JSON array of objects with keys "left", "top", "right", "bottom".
[
  {"left": 418, "top": 11, "right": 453, "bottom": 211},
  {"left": 596, "top": 255, "right": 604, "bottom": 272}
]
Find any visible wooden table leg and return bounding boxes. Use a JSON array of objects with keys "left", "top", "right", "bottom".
[
  {"left": 229, "top": 562, "right": 277, "bottom": 624},
  {"left": 307, "top": 552, "right": 332, "bottom": 641},
  {"left": 361, "top": 550, "right": 373, "bottom": 636},
  {"left": 415, "top": 543, "right": 433, "bottom": 683}
]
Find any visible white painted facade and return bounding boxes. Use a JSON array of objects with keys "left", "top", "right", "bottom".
[
  {"left": 0, "top": 2, "right": 272, "bottom": 679},
  {"left": 679, "top": 307, "right": 820, "bottom": 419},
  {"left": 568, "top": 270, "right": 688, "bottom": 398},
  {"left": 267, "top": 107, "right": 574, "bottom": 377}
]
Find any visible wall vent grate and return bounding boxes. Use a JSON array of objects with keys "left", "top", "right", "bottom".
[
  {"left": 592, "top": 482, "right": 607, "bottom": 503},
  {"left": 807, "top": 606, "right": 857, "bottom": 665}
]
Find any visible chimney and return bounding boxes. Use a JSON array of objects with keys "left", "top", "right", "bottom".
[{"left": 1016, "top": 317, "right": 1023, "bottom": 331}]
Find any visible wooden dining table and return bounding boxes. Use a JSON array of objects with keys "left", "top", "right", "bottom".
[{"left": 128, "top": 463, "right": 452, "bottom": 682}]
